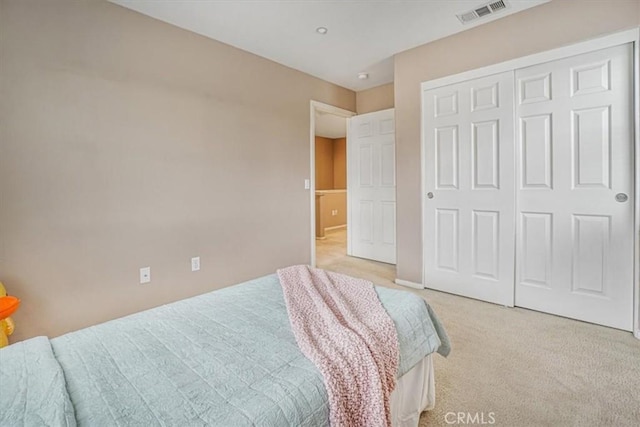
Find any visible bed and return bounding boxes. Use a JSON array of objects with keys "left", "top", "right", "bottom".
[{"left": 0, "top": 272, "right": 449, "bottom": 427}]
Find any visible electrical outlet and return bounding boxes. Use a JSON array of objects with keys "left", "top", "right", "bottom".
[
  {"left": 332, "top": 209, "right": 338, "bottom": 216},
  {"left": 191, "top": 256, "right": 200, "bottom": 272},
  {"left": 140, "top": 267, "right": 151, "bottom": 284}
]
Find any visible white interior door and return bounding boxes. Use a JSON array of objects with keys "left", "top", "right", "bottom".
[
  {"left": 348, "top": 109, "right": 396, "bottom": 264},
  {"left": 423, "top": 72, "right": 515, "bottom": 306},
  {"left": 514, "top": 44, "right": 634, "bottom": 331}
]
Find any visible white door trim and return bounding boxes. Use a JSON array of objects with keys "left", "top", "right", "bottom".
[
  {"left": 419, "top": 28, "right": 640, "bottom": 338},
  {"left": 633, "top": 32, "right": 640, "bottom": 340},
  {"left": 309, "top": 101, "right": 355, "bottom": 268}
]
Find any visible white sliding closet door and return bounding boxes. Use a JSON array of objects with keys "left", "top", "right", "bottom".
[
  {"left": 514, "top": 44, "right": 634, "bottom": 331},
  {"left": 423, "top": 72, "right": 515, "bottom": 306}
]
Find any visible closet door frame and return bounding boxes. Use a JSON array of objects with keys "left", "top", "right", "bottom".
[{"left": 420, "top": 28, "right": 640, "bottom": 339}]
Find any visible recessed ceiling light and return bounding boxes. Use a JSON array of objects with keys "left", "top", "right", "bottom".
[
  {"left": 358, "top": 73, "right": 369, "bottom": 80},
  {"left": 316, "top": 27, "right": 328, "bottom": 35}
]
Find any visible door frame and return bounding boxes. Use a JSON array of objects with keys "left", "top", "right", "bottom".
[
  {"left": 419, "top": 28, "right": 640, "bottom": 338},
  {"left": 309, "top": 100, "right": 355, "bottom": 268}
]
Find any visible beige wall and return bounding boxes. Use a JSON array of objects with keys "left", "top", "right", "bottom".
[
  {"left": 394, "top": 0, "right": 640, "bottom": 282},
  {"left": 314, "top": 135, "right": 347, "bottom": 237},
  {"left": 315, "top": 192, "right": 347, "bottom": 238},
  {"left": 333, "top": 137, "right": 347, "bottom": 189},
  {"left": 356, "top": 83, "right": 394, "bottom": 114},
  {"left": 315, "top": 136, "right": 346, "bottom": 190},
  {"left": 315, "top": 136, "right": 335, "bottom": 190},
  {"left": 321, "top": 193, "right": 347, "bottom": 229},
  {"left": 0, "top": 0, "right": 355, "bottom": 341}
]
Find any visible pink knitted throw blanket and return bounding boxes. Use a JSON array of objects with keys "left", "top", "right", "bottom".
[{"left": 277, "top": 265, "right": 399, "bottom": 427}]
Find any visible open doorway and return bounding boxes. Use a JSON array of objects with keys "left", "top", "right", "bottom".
[
  {"left": 309, "top": 101, "right": 355, "bottom": 268},
  {"left": 315, "top": 112, "right": 347, "bottom": 268}
]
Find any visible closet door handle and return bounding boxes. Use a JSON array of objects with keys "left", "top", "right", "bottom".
[
  {"left": 427, "top": 192, "right": 434, "bottom": 199},
  {"left": 615, "top": 193, "right": 628, "bottom": 202}
]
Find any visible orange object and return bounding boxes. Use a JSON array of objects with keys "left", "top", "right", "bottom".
[{"left": 0, "top": 296, "right": 20, "bottom": 319}]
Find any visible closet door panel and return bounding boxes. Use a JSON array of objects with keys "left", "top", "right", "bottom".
[
  {"left": 423, "top": 72, "right": 515, "bottom": 306},
  {"left": 515, "top": 44, "right": 634, "bottom": 331}
]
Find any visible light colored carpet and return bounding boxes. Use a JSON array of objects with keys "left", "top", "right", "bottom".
[{"left": 316, "top": 229, "right": 640, "bottom": 427}]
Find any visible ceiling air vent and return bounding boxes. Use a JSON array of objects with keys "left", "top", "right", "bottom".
[
  {"left": 489, "top": 1, "right": 507, "bottom": 11},
  {"left": 475, "top": 6, "right": 492, "bottom": 17},
  {"left": 457, "top": 0, "right": 510, "bottom": 24}
]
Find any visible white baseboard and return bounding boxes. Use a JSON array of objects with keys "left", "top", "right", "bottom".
[
  {"left": 324, "top": 224, "right": 346, "bottom": 232},
  {"left": 394, "top": 279, "right": 424, "bottom": 290}
]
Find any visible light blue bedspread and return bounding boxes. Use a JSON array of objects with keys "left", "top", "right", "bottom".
[
  {"left": 0, "top": 336, "right": 76, "bottom": 427},
  {"left": 1, "top": 273, "right": 449, "bottom": 426}
]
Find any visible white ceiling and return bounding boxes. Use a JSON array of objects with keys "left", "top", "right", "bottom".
[
  {"left": 315, "top": 112, "right": 346, "bottom": 139},
  {"left": 110, "top": 0, "right": 549, "bottom": 91}
]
